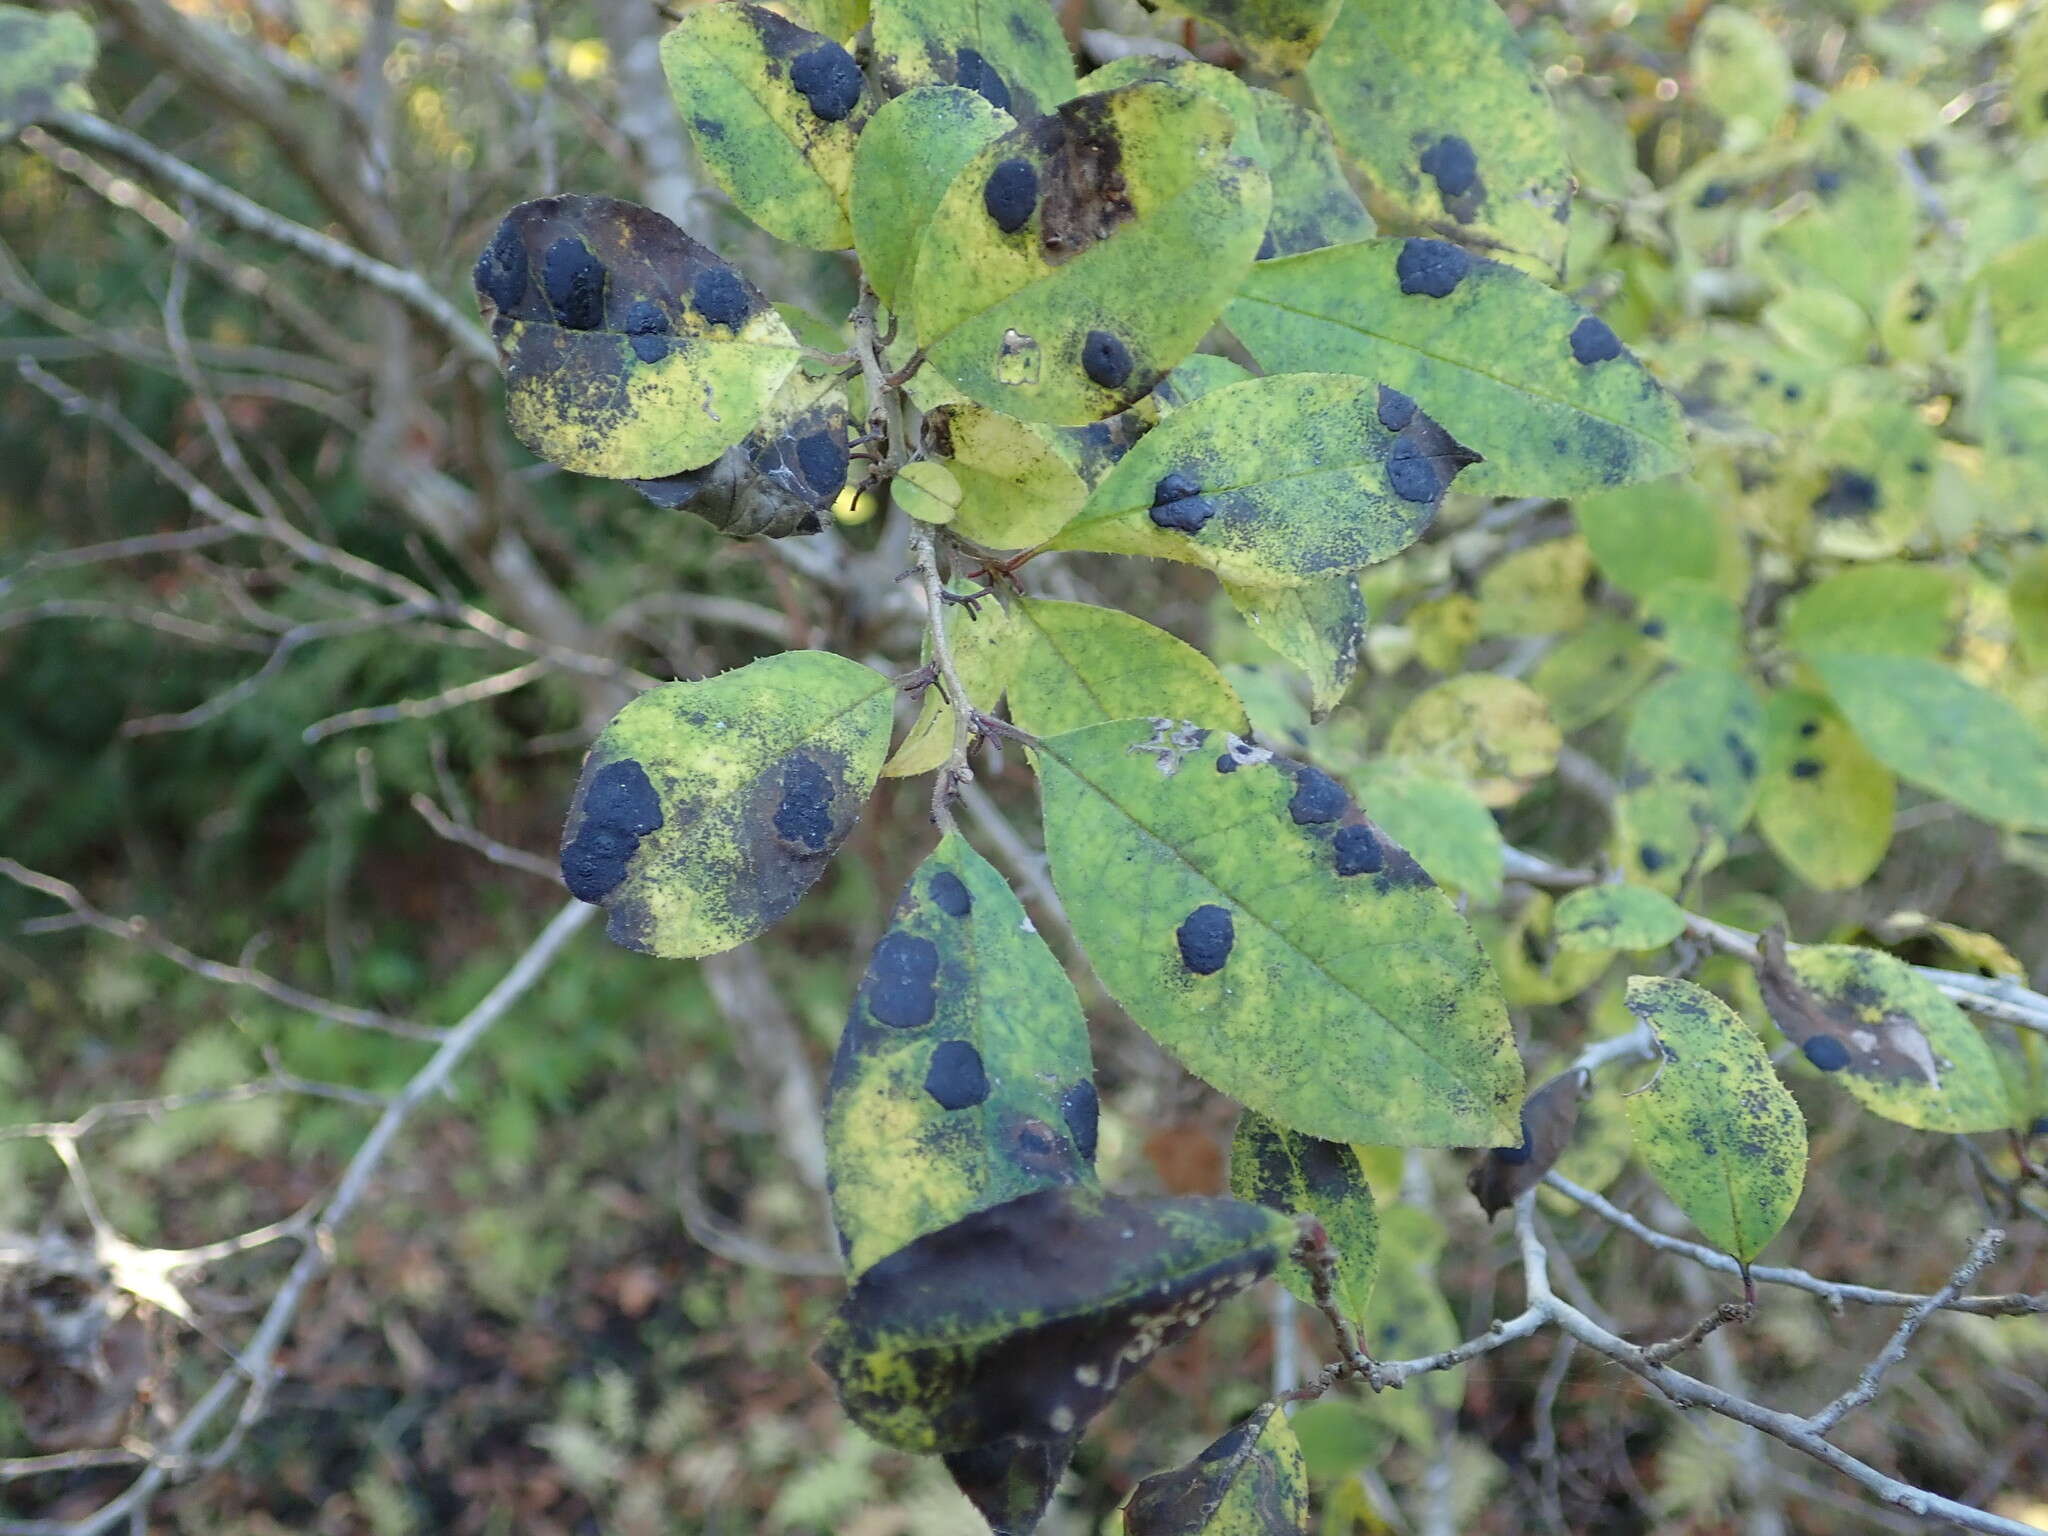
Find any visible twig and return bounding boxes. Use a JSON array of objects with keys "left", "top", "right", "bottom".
[
  {"left": 907, "top": 522, "right": 975, "bottom": 831},
  {"left": 299, "top": 657, "right": 552, "bottom": 743},
  {"left": 408, "top": 794, "right": 559, "bottom": 883},
  {"left": 1639, "top": 1300, "right": 1754, "bottom": 1367}
]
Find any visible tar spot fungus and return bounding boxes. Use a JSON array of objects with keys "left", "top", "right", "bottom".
[
  {"left": 954, "top": 47, "right": 1012, "bottom": 112},
  {"left": 1724, "top": 730, "right": 1758, "bottom": 781},
  {"left": 929, "top": 869, "right": 973, "bottom": 918},
  {"left": 2031, "top": 1114, "right": 2048, "bottom": 1137},
  {"left": 561, "top": 758, "right": 663, "bottom": 903},
  {"left": 473, "top": 224, "right": 528, "bottom": 314},
  {"left": 1332, "top": 824, "right": 1384, "bottom": 877},
  {"left": 1638, "top": 844, "right": 1669, "bottom": 873},
  {"left": 795, "top": 431, "right": 849, "bottom": 498},
  {"left": 1176, "top": 904, "right": 1235, "bottom": 975},
  {"left": 1255, "top": 228, "right": 1277, "bottom": 261},
  {"left": 772, "top": 756, "right": 838, "bottom": 853},
  {"left": 1569, "top": 315, "right": 1623, "bottom": 366},
  {"left": 1419, "top": 134, "right": 1478, "bottom": 199},
  {"left": 1062, "top": 1080, "right": 1100, "bottom": 1161},
  {"left": 924, "top": 1040, "right": 991, "bottom": 1110},
  {"left": 984, "top": 158, "right": 1038, "bottom": 234},
  {"left": 1149, "top": 470, "right": 1214, "bottom": 534},
  {"left": 1396, "top": 237, "right": 1471, "bottom": 298},
  {"left": 1803, "top": 1034, "right": 1851, "bottom": 1072},
  {"left": 1215, "top": 753, "right": 1238, "bottom": 774},
  {"left": 624, "top": 299, "right": 672, "bottom": 363},
  {"left": 1287, "top": 765, "right": 1347, "bottom": 825},
  {"left": 1783, "top": 382, "right": 1803, "bottom": 401},
  {"left": 693, "top": 266, "right": 751, "bottom": 329},
  {"left": 1814, "top": 168, "right": 1842, "bottom": 197},
  {"left": 1640, "top": 619, "right": 1667, "bottom": 639},
  {"left": 1799, "top": 719, "right": 1820, "bottom": 738},
  {"left": 1813, "top": 467, "right": 1881, "bottom": 520},
  {"left": 1791, "top": 758, "right": 1822, "bottom": 780},
  {"left": 541, "top": 237, "right": 606, "bottom": 331},
  {"left": 867, "top": 930, "right": 939, "bottom": 1028},
  {"left": 1081, "top": 330, "right": 1132, "bottom": 389},
  {"left": 1376, "top": 385, "right": 1418, "bottom": 432},
  {"left": 789, "top": 40, "right": 864, "bottom": 121},
  {"left": 1695, "top": 181, "right": 1733, "bottom": 208}
]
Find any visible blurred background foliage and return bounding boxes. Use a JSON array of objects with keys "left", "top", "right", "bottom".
[{"left": 5, "top": 0, "right": 2048, "bottom": 1532}]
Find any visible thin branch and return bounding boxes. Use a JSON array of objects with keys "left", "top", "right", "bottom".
[
  {"left": 408, "top": 794, "right": 559, "bottom": 883},
  {"left": 299, "top": 657, "right": 552, "bottom": 743}
]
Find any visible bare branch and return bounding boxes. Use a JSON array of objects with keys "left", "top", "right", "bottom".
[
  {"left": 408, "top": 794, "right": 559, "bottom": 883},
  {"left": 299, "top": 657, "right": 552, "bottom": 743}
]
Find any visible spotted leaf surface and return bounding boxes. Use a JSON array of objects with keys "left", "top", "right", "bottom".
[
  {"left": 0, "top": 6, "right": 95, "bottom": 141},
  {"left": 1230, "top": 1111, "right": 1379, "bottom": 1325},
  {"left": 911, "top": 83, "right": 1270, "bottom": 424},
  {"left": 1037, "top": 719, "right": 1522, "bottom": 1146},
  {"left": 925, "top": 401, "right": 1088, "bottom": 549},
  {"left": 1304, "top": 0, "right": 1568, "bottom": 267},
  {"left": 1622, "top": 976, "right": 1806, "bottom": 1266},
  {"left": 827, "top": 835, "right": 1095, "bottom": 1276},
  {"left": 1249, "top": 89, "right": 1374, "bottom": 259},
  {"left": 944, "top": 1433, "right": 1081, "bottom": 1536},
  {"left": 1051, "top": 374, "right": 1474, "bottom": 586},
  {"left": 661, "top": 3, "right": 875, "bottom": 250},
  {"left": 475, "top": 196, "right": 799, "bottom": 479},
  {"left": 1125, "top": 1402, "right": 1311, "bottom": 1535},
  {"left": 560, "top": 651, "right": 891, "bottom": 957},
  {"left": 1228, "top": 241, "right": 1687, "bottom": 498},
  {"left": 1162, "top": 0, "right": 1339, "bottom": 74},
  {"left": 1622, "top": 668, "right": 1765, "bottom": 840},
  {"left": 1467, "top": 1068, "right": 1587, "bottom": 1220},
  {"left": 1755, "top": 936, "right": 2013, "bottom": 1134},
  {"left": 1754, "top": 691, "right": 1893, "bottom": 891},
  {"left": 1384, "top": 674, "right": 1559, "bottom": 808},
  {"left": 870, "top": 0, "right": 1077, "bottom": 122},
  {"left": 1339, "top": 761, "right": 1504, "bottom": 905},
  {"left": 852, "top": 86, "right": 1013, "bottom": 312},
  {"left": 1553, "top": 884, "right": 1687, "bottom": 954},
  {"left": 815, "top": 1186, "right": 1292, "bottom": 1453},
  {"left": 1008, "top": 599, "right": 1248, "bottom": 740},
  {"left": 1076, "top": 57, "right": 1263, "bottom": 160},
  {"left": 1222, "top": 573, "right": 1364, "bottom": 721}
]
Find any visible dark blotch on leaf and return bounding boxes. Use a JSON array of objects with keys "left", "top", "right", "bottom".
[
  {"left": 1803, "top": 1034, "right": 1851, "bottom": 1072},
  {"left": 1569, "top": 315, "right": 1623, "bottom": 366},
  {"left": 789, "top": 40, "right": 865, "bottom": 122},
  {"left": 624, "top": 298, "right": 672, "bottom": 363},
  {"left": 1641, "top": 619, "right": 1666, "bottom": 639},
  {"left": 929, "top": 869, "right": 973, "bottom": 918},
  {"left": 693, "top": 266, "right": 751, "bottom": 329},
  {"left": 867, "top": 931, "right": 940, "bottom": 1028},
  {"left": 1639, "top": 844, "right": 1668, "bottom": 872},
  {"left": 629, "top": 332, "right": 670, "bottom": 363},
  {"left": 1376, "top": 385, "right": 1418, "bottom": 432},
  {"left": 1386, "top": 404, "right": 1481, "bottom": 504},
  {"left": 1332, "top": 824, "right": 1383, "bottom": 877},
  {"left": 1149, "top": 470, "right": 1214, "bottom": 534},
  {"left": 541, "top": 237, "right": 606, "bottom": 330},
  {"left": 984, "top": 158, "right": 1039, "bottom": 234},
  {"left": 1215, "top": 753, "right": 1238, "bottom": 774},
  {"left": 1696, "top": 181, "right": 1733, "bottom": 208},
  {"left": 954, "top": 47, "right": 1012, "bottom": 112},
  {"left": 1814, "top": 167, "right": 1842, "bottom": 196},
  {"left": 2030, "top": 1114, "right": 2048, "bottom": 1137},
  {"left": 1799, "top": 719, "right": 1820, "bottom": 738},
  {"left": 1176, "top": 905, "right": 1235, "bottom": 976},
  {"left": 925, "top": 1040, "right": 991, "bottom": 1110},
  {"left": 473, "top": 223, "right": 528, "bottom": 314},
  {"left": 1081, "top": 330, "right": 1132, "bottom": 389},
  {"left": 795, "top": 430, "right": 849, "bottom": 498},
  {"left": 1395, "top": 237, "right": 1471, "bottom": 298},
  {"left": 1791, "top": 758, "right": 1822, "bottom": 780},
  {"left": 562, "top": 759, "right": 663, "bottom": 903},
  {"left": 1062, "top": 1081, "right": 1100, "bottom": 1162},
  {"left": 1419, "top": 134, "right": 1478, "bottom": 198},
  {"left": 1813, "top": 468, "right": 1881, "bottom": 520},
  {"left": 1287, "top": 766, "right": 1347, "bottom": 825},
  {"left": 773, "top": 756, "right": 837, "bottom": 852}
]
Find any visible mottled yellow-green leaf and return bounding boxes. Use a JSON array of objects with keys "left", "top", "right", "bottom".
[
  {"left": 1756, "top": 938, "right": 2014, "bottom": 1134},
  {"left": 1611, "top": 775, "right": 1727, "bottom": 896},
  {"left": 1554, "top": 885, "right": 1687, "bottom": 954},
  {"left": 1160, "top": 0, "right": 1340, "bottom": 74},
  {"left": 1358, "top": 1206, "right": 1462, "bottom": 1418},
  {"left": 1228, "top": 242, "right": 1687, "bottom": 498},
  {"left": 1386, "top": 674, "right": 1560, "bottom": 808},
  {"left": 893, "top": 458, "right": 963, "bottom": 525},
  {"left": 1763, "top": 286, "right": 1873, "bottom": 368},
  {"left": 1222, "top": 574, "right": 1365, "bottom": 722},
  {"left": 1530, "top": 615, "right": 1662, "bottom": 732},
  {"left": 1155, "top": 353, "right": 1256, "bottom": 408},
  {"left": 870, "top": 0, "right": 1077, "bottom": 120},
  {"left": 1231, "top": 1111, "right": 1379, "bottom": 1325},
  {"left": 1007, "top": 599, "right": 1247, "bottom": 740},
  {"left": 1052, "top": 374, "right": 1474, "bottom": 586},
  {"left": 1126, "top": 1402, "right": 1311, "bottom": 1535},
  {"left": 1623, "top": 976, "right": 1806, "bottom": 1266},
  {"left": 852, "top": 86, "right": 1012, "bottom": 311},
  {"left": 1250, "top": 89, "right": 1374, "bottom": 258},
  {"left": 475, "top": 195, "right": 799, "bottom": 479},
  {"left": 1624, "top": 668, "right": 1765, "bottom": 838},
  {"left": 0, "top": 5, "right": 95, "bottom": 140},
  {"left": 1341, "top": 762, "right": 1505, "bottom": 905},
  {"left": 1811, "top": 653, "right": 2048, "bottom": 831},
  {"left": 1475, "top": 537, "right": 1591, "bottom": 637},
  {"left": 1761, "top": 127, "right": 1916, "bottom": 318},
  {"left": 1037, "top": 720, "right": 1522, "bottom": 1146},
  {"left": 1780, "top": 562, "right": 1955, "bottom": 659},
  {"left": 1964, "top": 232, "right": 2048, "bottom": 368},
  {"left": 1690, "top": 8, "right": 1793, "bottom": 140},
  {"left": 816, "top": 1186, "right": 1292, "bottom": 1452},
  {"left": 1492, "top": 891, "right": 1613, "bottom": 1007},
  {"left": 662, "top": 3, "right": 875, "bottom": 249},
  {"left": 912, "top": 83, "right": 1270, "bottom": 424},
  {"left": 1754, "top": 691, "right": 1893, "bottom": 891},
  {"left": 925, "top": 401, "right": 1088, "bottom": 549},
  {"left": 560, "top": 651, "right": 891, "bottom": 956},
  {"left": 883, "top": 589, "right": 1015, "bottom": 778},
  {"left": 1304, "top": 0, "right": 1569, "bottom": 269},
  {"left": 1799, "top": 404, "right": 1939, "bottom": 561},
  {"left": 1573, "top": 477, "right": 1743, "bottom": 600},
  {"left": 826, "top": 834, "right": 1096, "bottom": 1276},
  {"left": 1078, "top": 56, "right": 1263, "bottom": 159},
  {"left": 1639, "top": 581, "right": 1745, "bottom": 673}
]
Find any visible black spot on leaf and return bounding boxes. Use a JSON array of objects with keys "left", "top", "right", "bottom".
[
  {"left": 1386, "top": 406, "right": 1481, "bottom": 504},
  {"left": 1176, "top": 905, "right": 1234, "bottom": 975},
  {"left": 929, "top": 869, "right": 973, "bottom": 918},
  {"left": 541, "top": 237, "right": 606, "bottom": 330},
  {"left": 1255, "top": 228, "right": 1277, "bottom": 260},
  {"left": 1803, "top": 1034, "right": 1851, "bottom": 1072},
  {"left": 1813, "top": 468, "right": 1881, "bottom": 520},
  {"left": 1376, "top": 385, "right": 1417, "bottom": 432},
  {"left": 1724, "top": 731, "right": 1758, "bottom": 781},
  {"left": 1395, "top": 237, "right": 1470, "bottom": 298},
  {"left": 926, "top": 1040, "right": 991, "bottom": 1109},
  {"left": 561, "top": 758, "right": 663, "bottom": 903},
  {"left": 1783, "top": 382, "right": 1803, "bottom": 401},
  {"left": 1695, "top": 181, "right": 1733, "bottom": 208},
  {"left": 954, "top": 47, "right": 1012, "bottom": 111},
  {"left": 867, "top": 931, "right": 939, "bottom": 1028},
  {"left": 1062, "top": 1081, "right": 1099, "bottom": 1161},
  {"left": 473, "top": 223, "right": 529, "bottom": 314},
  {"left": 693, "top": 266, "right": 751, "bottom": 329},
  {"left": 795, "top": 430, "right": 849, "bottom": 498},
  {"left": 1332, "top": 824, "right": 1383, "bottom": 876},
  {"left": 1081, "top": 330, "right": 1132, "bottom": 389},
  {"left": 1419, "top": 134, "right": 1478, "bottom": 198},
  {"left": 1149, "top": 470, "right": 1214, "bottom": 534},
  {"left": 1287, "top": 766, "right": 1347, "bottom": 825},
  {"left": 1640, "top": 619, "right": 1666, "bottom": 639},
  {"left": 2030, "top": 1114, "right": 2048, "bottom": 1137},
  {"left": 1814, "top": 167, "right": 1842, "bottom": 197},
  {"left": 774, "top": 756, "right": 837, "bottom": 851},
  {"left": 1569, "top": 315, "right": 1623, "bottom": 366},
  {"left": 790, "top": 40, "right": 864, "bottom": 121},
  {"left": 1215, "top": 753, "right": 1238, "bottom": 774},
  {"left": 1639, "top": 844, "right": 1668, "bottom": 872},
  {"left": 1791, "top": 758, "right": 1821, "bottom": 780},
  {"left": 1798, "top": 719, "right": 1820, "bottom": 738},
  {"left": 984, "top": 158, "right": 1038, "bottom": 234}
]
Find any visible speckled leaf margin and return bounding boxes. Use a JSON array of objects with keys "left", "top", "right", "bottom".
[
  {"left": 1230, "top": 1111, "right": 1379, "bottom": 1324},
  {"left": 1125, "top": 1401, "right": 1311, "bottom": 1535}
]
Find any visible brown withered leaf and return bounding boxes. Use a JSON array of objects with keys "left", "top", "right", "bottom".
[{"left": 1466, "top": 1067, "right": 1588, "bottom": 1219}]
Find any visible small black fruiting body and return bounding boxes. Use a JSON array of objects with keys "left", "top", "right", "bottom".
[
  {"left": 789, "top": 41, "right": 864, "bottom": 122},
  {"left": 867, "top": 931, "right": 940, "bottom": 1028},
  {"left": 474, "top": 224, "right": 529, "bottom": 314},
  {"left": 773, "top": 757, "right": 837, "bottom": 852},
  {"left": 693, "top": 267, "right": 752, "bottom": 329},
  {"left": 542, "top": 237, "right": 606, "bottom": 330},
  {"left": 561, "top": 759, "right": 663, "bottom": 903},
  {"left": 1419, "top": 134, "right": 1478, "bottom": 198},
  {"left": 1396, "top": 237, "right": 1471, "bottom": 298},
  {"left": 929, "top": 869, "right": 974, "bottom": 918},
  {"left": 955, "top": 47, "right": 1012, "bottom": 112},
  {"left": 1149, "top": 470, "right": 1214, "bottom": 534},
  {"left": 1062, "top": 1081, "right": 1100, "bottom": 1161},
  {"left": 984, "top": 158, "right": 1039, "bottom": 234},
  {"left": 1081, "top": 330, "right": 1132, "bottom": 389},
  {"left": 1569, "top": 315, "right": 1623, "bottom": 366},
  {"left": 924, "top": 1040, "right": 991, "bottom": 1109},
  {"left": 1176, "top": 905, "right": 1235, "bottom": 975},
  {"left": 1803, "top": 1035, "right": 1851, "bottom": 1072},
  {"left": 1332, "top": 824, "right": 1383, "bottom": 877}
]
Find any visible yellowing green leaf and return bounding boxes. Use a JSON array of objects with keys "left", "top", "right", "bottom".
[
  {"left": 1623, "top": 668, "right": 1765, "bottom": 838},
  {"left": 1491, "top": 891, "right": 1613, "bottom": 1007},
  {"left": 1690, "top": 8, "right": 1793, "bottom": 139},
  {"left": 883, "top": 591, "right": 1015, "bottom": 778},
  {"left": 1754, "top": 691, "right": 1893, "bottom": 891},
  {"left": 1530, "top": 616, "right": 1662, "bottom": 732},
  {"left": 1077, "top": 57, "right": 1263, "bottom": 159},
  {"left": 1231, "top": 1111, "right": 1379, "bottom": 1325},
  {"left": 1573, "top": 477, "right": 1743, "bottom": 600},
  {"left": 1161, "top": 0, "right": 1341, "bottom": 74},
  {"left": 1475, "top": 537, "right": 1592, "bottom": 637},
  {"left": 1251, "top": 89, "right": 1374, "bottom": 258},
  {"left": 926, "top": 401, "right": 1088, "bottom": 548},
  {"left": 1799, "top": 404, "right": 1939, "bottom": 561},
  {"left": 852, "top": 86, "right": 1012, "bottom": 311},
  {"left": 1554, "top": 884, "right": 1687, "bottom": 953},
  {"left": 1781, "top": 562, "right": 1955, "bottom": 658},
  {"left": 1126, "top": 1403, "right": 1311, "bottom": 1535},
  {"left": 1386, "top": 674, "right": 1560, "bottom": 808},
  {"left": 893, "top": 458, "right": 963, "bottom": 525},
  {"left": 870, "top": 0, "right": 1077, "bottom": 121},
  {"left": 1343, "top": 762, "right": 1505, "bottom": 905},
  {"left": 0, "top": 5, "right": 95, "bottom": 140},
  {"left": 1222, "top": 573, "right": 1365, "bottom": 722},
  {"left": 1007, "top": 599, "right": 1247, "bottom": 740}
]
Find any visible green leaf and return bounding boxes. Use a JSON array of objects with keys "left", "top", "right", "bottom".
[
  {"left": 911, "top": 83, "right": 1270, "bottom": 424},
  {"left": 892, "top": 459, "right": 963, "bottom": 524},
  {"left": 1611, "top": 776, "right": 1727, "bottom": 895},
  {"left": 1304, "top": 0, "right": 1570, "bottom": 269},
  {"left": 1159, "top": 0, "right": 1341, "bottom": 74},
  {"left": 661, "top": 4, "right": 875, "bottom": 250},
  {"left": 1155, "top": 354, "right": 1256, "bottom": 407},
  {"left": 1810, "top": 653, "right": 2048, "bottom": 830},
  {"left": 1358, "top": 1207, "right": 1462, "bottom": 1417},
  {"left": 883, "top": 591, "right": 1016, "bottom": 778},
  {"left": 0, "top": 5, "right": 95, "bottom": 140},
  {"left": 1760, "top": 127, "right": 1916, "bottom": 317},
  {"left": 1799, "top": 403, "right": 1940, "bottom": 561},
  {"left": 1228, "top": 242, "right": 1687, "bottom": 497},
  {"left": 1050, "top": 374, "right": 1475, "bottom": 585},
  {"left": 1553, "top": 885, "right": 1687, "bottom": 953},
  {"left": 1221, "top": 573, "right": 1365, "bottom": 721},
  {"left": 1492, "top": 891, "right": 1613, "bottom": 1007},
  {"left": 1780, "top": 562, "right": 1956, "bottom": 659},
  {"left": 1077, "top": 57, "right": 1263, "bottom": 159},
  {"left": 1475, "top": 537, "right": 1592, "bottom": 637},
  {"left": 1037, "top": 719, "right": 1521, "bottom": 1146},
  {"left": 852, "top": 86, "right": 1013, "bottom": 312},
  {"left": 475, "top": 196, "right": 799, "bottom": 479},
  {"left": 1125, "top": 1402, "right": 1311, "bottom": 1535},
  {"left": 1250, "top": 89, "right": 1374, "bottom": 258},
  {"left": 1622, "top": 976, "right": 1807, "bottom": 1266},
  {"left": 782, "top": 0, "right": 868, "bottom": 42},
  {"left": 1231, "top": 1111, "right": 1379, "bottom": 1325},
  {"left": 1385, "top": 674, "right": 1560, "bottom": 808},
  {"left": 825, "top": 834, "right": 1096, "bottom": 1276},
  {"left": 1622, "top": 668, "right": 1765, "bottom": 838},
  {"left": 1690, "top": 7, "right": 1793, "bottom": 138},
  {"left": 870, "top": 0, "right": 1077, "bottom": 121},
  {"left": 1638, "top": 581, "right": 1744, "bottom": 673},
  {"left": 1007, "top": 599, "right": 1247, "bottom": 739},
  {"left": 1530, "top": 616, "right": 1663, "bottom": 733},
  {"left": 1573, "top": 477, "right": 1740, "bottom": 600},
  {"left": 1756, "top": 936, "right": 2015, "bottom": 1134},
  {"left": 925, "top": 401, "right": 1088, "bottom": 548},
  {"left": 1339, "top": 760, "right": 1505, "bottom": 904},
  {"left": 816, "top": 1186, "right": 1293, "bottom": 1452},
  {"left": 560, "top": 651, "right": 892, "bottom": 956},
  {"left": 1754, "top": 691, "right": 1893, "bottom": 891}
]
